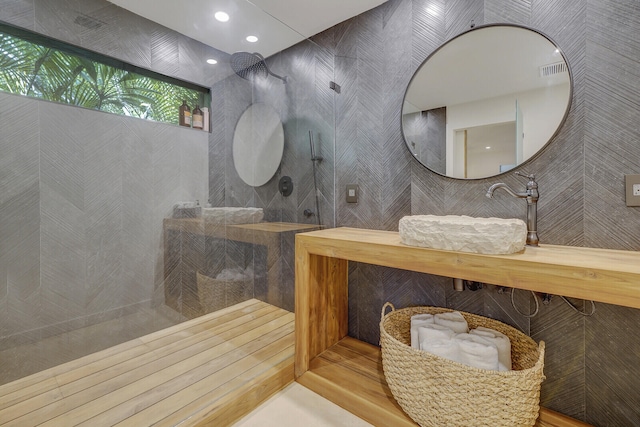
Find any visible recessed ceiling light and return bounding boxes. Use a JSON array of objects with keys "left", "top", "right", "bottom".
[
  {"left": 246, "top": 35, "right": 258, "bottom": 43},
  {"left": 214, "top": 11, "right": 229, "bottom": 22},
  {"left": 206, "top": 59, "right": 218, "bottom": 65},
  {"left": 485, "top": 146, "right": 491, "bottom": 150}
]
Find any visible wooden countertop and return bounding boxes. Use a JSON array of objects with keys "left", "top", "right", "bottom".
[
  {"left": 164, "top": 219, "right": 320, "bottom": 245},
  {"left": 164, "top": 219, "right": 320, "bottom": 233},
  {"left": 295, "top": 227, "right": 640, "bottom": 309}
]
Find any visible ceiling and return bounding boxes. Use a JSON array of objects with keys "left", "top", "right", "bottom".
[{"left": 108, "top": 0, "right": 387, "bottom": 58}]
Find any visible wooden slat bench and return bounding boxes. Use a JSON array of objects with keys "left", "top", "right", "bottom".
[{"left": 0, "top": 299, "right": 294, "bottom": 427}]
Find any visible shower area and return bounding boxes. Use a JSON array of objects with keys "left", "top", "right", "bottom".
[{"left": 0, "top": 0, "right": 336, "bottom": 415}]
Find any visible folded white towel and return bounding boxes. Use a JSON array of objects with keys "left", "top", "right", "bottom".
[
  {"left": 434, "top": 311, "right": 469, "bottom": 334},
  {"left": 410, "top": 314, "right": 434, "bottom": 349},
  {"left": 417, "top": 324, "right": 460, "bottom": 363},
  {"left": 454, "top": 333, "right": 500, "bottom": 371},
  {"left": 420, "top": 337, "right": 462, "bottom": 363},
  {"left": 418, "top": 323, "right": 456, "bottom": 350},
  {"left": 216, "top": 268, "right": 250, "bottom": 281},
  {"left": 470, "top": 327, "right": 512, "bottom": 371}
]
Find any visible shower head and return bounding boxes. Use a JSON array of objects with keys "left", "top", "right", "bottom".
[{"left": 230, "top": 52, "right": 287, "bottom": 84}]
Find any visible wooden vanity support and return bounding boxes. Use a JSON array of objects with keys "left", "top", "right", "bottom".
[
  {"left": 295, "top": 227, "right": 640, "bottom": 426},
  {"left": 163, "top": 219, "right": 320, "bottom": 316}
]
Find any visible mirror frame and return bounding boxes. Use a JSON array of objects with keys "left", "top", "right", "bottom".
[{"left": 402, "top": 23, "right": 573, "bottom": 180}]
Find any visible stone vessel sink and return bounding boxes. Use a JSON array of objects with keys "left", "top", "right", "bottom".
[
  {"left": 399, "top": 215, "right": 527, "bottom": 254},
  {"left": 202, "top": 207, "right": 264, "bottom": 224}
]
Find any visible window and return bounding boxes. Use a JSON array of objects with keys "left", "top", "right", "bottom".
[{"left": 0, "top": 22, "right": 209, "bottom": 125}]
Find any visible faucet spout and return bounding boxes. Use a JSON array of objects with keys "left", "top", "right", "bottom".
[
  {"left": 486, "top": 183, "right": 526, "bottom": 199},
  {"left": 486, "top": 173, "right": 539, "bottom": 246}
]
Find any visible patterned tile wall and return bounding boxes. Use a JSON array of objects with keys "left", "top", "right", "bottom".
[
  {"left": 0, "top": 0, "right": 209, "bottom": 369},
  {"left": 403, "top": 108, "right": 447, "bottom": 174},
  {"left": 318, "top": 0, "right": 640, "bottom": 424},
  {"left": 206, "top": 38, "right": 336, "bottom": 312},
  {"left": 3, "top": 0, "right": 640, "bottom": 424},
  {"left": 0, "top": 90, "right": 208, "bottom": 340}
]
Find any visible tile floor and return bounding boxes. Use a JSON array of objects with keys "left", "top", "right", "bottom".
[{"left": 233, "top": 382, "right": 373, "bottom": 427}]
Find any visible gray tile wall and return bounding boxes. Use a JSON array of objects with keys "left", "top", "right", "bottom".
[
  {"left": 206, "top": 38, "right": 336, "bottom": 311},
  {"left": 1, "top": 0, "right": 318, "bottom": 363},
  {"left": 314, "top": 0, "right": 640, "bottom": 424},
  {"left": 0, "top": 0, "right": 209, "bottom": 373},
  {"left": 0, "top": 90, "right": 208, "bottom": 342},
  {"left": 209, "top": 40, "right": 336, "bottom": 228},
  {"left": 403, "top": 108, "right": 447, "bottom": 174},
  {"left": 3, "top": 0, "right": 640, "bottom": 424}
]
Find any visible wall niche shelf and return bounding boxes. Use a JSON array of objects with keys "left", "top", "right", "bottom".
[{"left": 294, "top": 227, "right": 640, "bottom": 426}]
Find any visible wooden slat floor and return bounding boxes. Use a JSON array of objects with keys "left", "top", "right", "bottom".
[
  {"left": 0, "top": 299, "right": 295, "bottom": 427},
  {"left": 297, "top": 337, "right": 593, "bottom": 427}
]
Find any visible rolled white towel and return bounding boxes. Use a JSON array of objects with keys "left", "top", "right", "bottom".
[
  {"left": 418, "top": 324, "right": 459, "bottom": 363},
  {"left": 454, "top": 333, "right": 500, "bottom": 371},
  {"left": 470, "top": 326, "right": 512, "bottom": 371},
  {"left": 434, "top": 311, "right": 469, "bottom": 334},
  {"left": 420, "top": 337, "right": 461, "bottom": 363},
  {"left": 418, "top": 323, "right": 456, "bottom": 349},
  {"left": 216, "top": 268, "right": 246, "bottom": 281},
  {"left": 410, "top": 314, "right": 434, "bottom": 349}
]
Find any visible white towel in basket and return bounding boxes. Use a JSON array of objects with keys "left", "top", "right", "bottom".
[
  {"left": 434, "top": 311, "right": 469, "bottom": 334},
  {"left": 470, "top": 327, "right": 512, "bottom": 371},
  {"left": 410, "top": 314, "right": 434, "bottom": 349},
  {"left": 418, "top": 323, "right": 456, "bottom": 346},
  {"left": 454, "top": 333, "right": 499, "bottom": 371},
  {"left": 418, "top": 324, "right": 460, "bottom": 361},
  {"left": 420, "top": 338, "right": 461, "bottom": 363}
]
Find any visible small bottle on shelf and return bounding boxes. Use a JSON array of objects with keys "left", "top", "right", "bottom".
[
  {"left": 179, "top": 100, "right": 191, "bottom": 127},
  {"left": 202, "top": 107, "right": 210, "bottom": 132},
  {"left": 192, "top": 105, "right": 204, "bottom": 130}
]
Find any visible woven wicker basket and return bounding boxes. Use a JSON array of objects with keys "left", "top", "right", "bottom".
[
  {"left": 380, "top": 303, "right": 545, "bottom": 427},
  {"left": 196, "top": 272, "right": 252, "bottom": 311}
]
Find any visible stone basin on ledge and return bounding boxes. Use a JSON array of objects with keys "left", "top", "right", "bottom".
[
  {"left": 202, "top": 207, "right": 264, "bottom": 225},
  {"left": 399, "top": 215, "right": 527, "bottom": 254}
]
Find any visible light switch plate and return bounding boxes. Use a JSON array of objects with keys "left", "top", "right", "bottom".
[
  {"left": 625, "top": 174, "right": 640, "bottom": 206},
  {"left": 346, "top": 184, "right": 358, "bottom": 203}
]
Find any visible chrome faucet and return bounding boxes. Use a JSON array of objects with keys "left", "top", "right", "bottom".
[{"left": 486, "top": 172, "right": 539, "bottom": 246}]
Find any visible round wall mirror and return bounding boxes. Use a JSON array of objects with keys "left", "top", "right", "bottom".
[
  {"left": 402, "top": 24, "right": 572, "bottom": 179},
  {"left": 233, "top": 103, "right": 284, "bottom": 187}
]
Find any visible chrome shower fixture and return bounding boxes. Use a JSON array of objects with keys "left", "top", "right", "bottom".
[
  {"left": 308, "top": 130, "right": 322, "bottom": 226},
  {"left": 230, "top": 52, "right": 287, "bottom": 83}
]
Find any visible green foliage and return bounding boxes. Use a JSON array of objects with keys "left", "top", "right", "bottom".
[{"left": 0, "top": 31, "right": 205, "bottom": 125}]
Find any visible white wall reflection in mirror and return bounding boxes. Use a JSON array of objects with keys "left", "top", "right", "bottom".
[
  {"left": 233, "top": 103, "right": 284, "bottom": 187},
  {"left": 402, "top": 24, "right": 571, "bottom": 179}
]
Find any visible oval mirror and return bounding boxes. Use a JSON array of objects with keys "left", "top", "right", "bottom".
[
  {"left": 233, "top": 103, "right": 284, "bottom": 187},
  {"left": 402, "top": 24, "right": 572, "bottom": 179}
]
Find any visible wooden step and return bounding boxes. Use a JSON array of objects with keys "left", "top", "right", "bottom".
[
  {"left": 297, "top": 337, "right": 592, "bottom": 427},
  {"left": 0, "top": 299, "right": 294, "bottom": 427}
]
